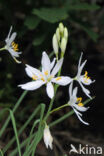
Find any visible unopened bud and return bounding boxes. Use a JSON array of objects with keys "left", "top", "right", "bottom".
[
  {"left": 60, "top": 37, "right": 67, "bottom": 54},
  {"left": 56, "top": 28, "right": 60, "bottom": 42},
  {"left": 59, "top": 23, "right": 64, "bottom": 34},
  {"left": 52, "top": 34, "right": 58, "bottom": 54},
  {"left": 64, "top": 27, "right": 68, "bottom": 40},
  {"left": 43, "top": 125, "right": 53, "bottom": 150}
]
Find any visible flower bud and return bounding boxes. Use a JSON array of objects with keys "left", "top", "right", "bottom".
[
  {"left": 52, "top": 34, "right": 58, "bottom": 54},
  {"left": 59, "top": 23, "right": 64, "bottom": 34},
  {"left": 43, "top": 125, "right": 53, "bottom": 150},
  {"left": 60, "top": 37, "right": 67, "bottom": 54},
  {"left": 56, "top": 28, "right": 60, "bottom": 42},
  {"left": 64, "top": 27, "right": 68, "bottom": 40}
]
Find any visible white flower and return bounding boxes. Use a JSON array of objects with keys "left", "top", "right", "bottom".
[
  {"left": 68, "top": 83, "right": 89, "bottom": 125},
  {"left": 18, "top": 52, "right": 72, "bottom": 99},
  {"left": 43, "top": 125, "right": 53, "bottom": 150},
  {"left": 5, "top": 26, "right": 22, "bottom": 63},
  {"left": 75, "top": 53, "right": 95, "bottom": 98}
]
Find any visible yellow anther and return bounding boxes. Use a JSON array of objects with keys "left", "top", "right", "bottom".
[
  {"left": 77, "top": 97, "right": 82, "bottom": 103},
  {"left": 56, "top": 77, "right": 61, "bottom": 81},
  {"left": 12, "top": 42, "right": 19, "bottom": 52},
  {"left": 78, "top": 103, "right": 84, "bottom": 107},
  {"left": 41, "top": 77, "right": 45, "bottom": 82},
  {"left": 32, "top": 75, "right": 38, "bottom": 80},
  {"left": 44, "top": 70, "right": 48, "bottom": 76},
  {"left": 84, "top": 71, "right": 90, "bottom": 83}
]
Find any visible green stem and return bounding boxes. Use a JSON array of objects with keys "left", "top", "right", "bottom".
[
  {"left": 0, "top": 47, "right": 5, "bottom": 51},
  {"left": 0, "top": 90, "right": 28, "bottom": 138},
  {"left": 50, "top": 103, "right": 69, "bottom": 114}
]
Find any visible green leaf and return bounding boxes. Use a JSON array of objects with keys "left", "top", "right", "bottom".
[
  {"left": 32, "top": 34, "right": 46, "bottom": 46},
  {"left": 65, "top": 3, "right": 100, "bottom": 11},
  {"left": 32, "top": 8, "right": 68, "bottom": 23},
  {"left": 24, "top": 16, "right": 41, "bottom": 30}
]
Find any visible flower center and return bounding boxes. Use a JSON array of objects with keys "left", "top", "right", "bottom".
[
  {"left": 77, "top": 97, "right": 83, "bottom": 107},
  {"left": 12, "top": 42, "right": 19, "bottom": 52},
  {"left": 84, "top": 71, "right": 90, "bottom": 83}
]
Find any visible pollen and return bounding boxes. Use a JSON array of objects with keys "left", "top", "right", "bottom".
[
  {"left": 84, "top": 71, "right": 90, "bottom": 83},
  {"left": 78, "top": 103, "right": 84, "bottom": 107},
  {"left": 56, "top": 77, "right": 61, "bottom": 81},
  {"left": 41, "top": 77, "right": 45, "bottom": 82},
  {"left": 12, "top": 42, "right": 19, "bottom": 52},
  {"left": 32, "top": 75, "right": 38, "bottom": 80},
  {"left": 77, "top": 97, "right": 82, "bottom": 103},
  {"left": 44, "top": 70, "right": 48, "bottom": 76}
]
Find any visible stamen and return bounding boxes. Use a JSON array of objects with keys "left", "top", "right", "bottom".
[
  {"left": 78, "top": 103, "right": 84, "bottom": 107},
  {"left": 12, "top": 42, "right": 19, "bottom": 52},
  {"left": 44, "top": 70, "right": 48, "bottom": 76},
  {"left": 84, "top": 71, "right": 90, "bottom": 83},
  {"left": 77, "top": 97, "right": 82, "bottom": 103},
  {"left": 41, "top": 77, "right": 45, "bottom": 82},
  {"left": 32, "top": 75, "right": 38, "bottom": 80},
  {"left": 56, "top": 77, "right": 61, "bottom": 81},
  {"left": 77, "top": 97, "right": 83, "bottom": 107}
]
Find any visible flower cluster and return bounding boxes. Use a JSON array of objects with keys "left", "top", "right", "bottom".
[{"left": 0, "top": 23, "right": 95, "bottom": 150}]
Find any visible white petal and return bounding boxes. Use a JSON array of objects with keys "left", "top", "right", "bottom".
[
  {"left": 77, "top": 60, "right": 87, "bottom": 78},
  {"left": 72, "top": 87, "right": 78, "bottom": 97},
  {"left": 73, "top": 104, "right": 89, "bottom": 112},
  {"left": 46, "top": 82, "right": 54, "bottom": 99},
  {"left": 18, "top": 80, "right": 45, "bottom": 90},
  {"left": 51, "top": 58, "right": 56, "bottom": 70},
  {"left": 41, "top": 51, "right": 51, "bottom": 73},
  {"left": 8, "top": 48, "right": 21, "bottom": 57},
  {"left": 8, "top": 32, "right": 17, "bottom": 46},
  {"left": 80, "top": 76, "right": 95, "bottom": 85},
  {"left": 79, "top": 82, "right": 92, "bottom": 99},
  {"left": 73, "top": 107, "right": 89, "bottom": 125},
  {"left": 51, "top": 58, "right": 63, "bottom": 76},
  {"left": 52, "top": 76, "right": 72, "bottom": 86},
  {"left": 25, "top": 67, "right": 33, "bottom": 78},
  {"left": 69, "top": 82, "right": 73, "bottom": 97},
  {"left": 26, "top": 64, "right": 42, "bottom": 78},
  {"left": 5, "top": 26, "right": 13, "bottom": 43},
  {"left": 78, "top": 52, "right": 83, "bottom": 69}
]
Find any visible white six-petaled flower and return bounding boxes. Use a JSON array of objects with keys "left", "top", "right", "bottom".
[
  {"left": 18, "top": 51, "right": 72, "bottom": 99},
  {"left": 5, "top": 26, "right": 22, "bottom": 63},
  {"left": 43, "top": 125, "right": 53, "bottom": 150},
  {"left": 75, "top": 53, "right": 95, "bottom": 98},
  {"left": 68, "top": 83, "right": 89, "bottom": 125}
]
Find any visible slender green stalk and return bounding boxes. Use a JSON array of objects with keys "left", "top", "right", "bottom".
[
  {"left": 26, "top": 119, "right": 40, "bottom": 148},
  {"left": 3, "top": 104, "right": 40, "bottom": 153},
  {"left": 0, "top": 90, "right": 28, "bottom": 138},
  {"left": 23, "top": 104, "right": 45, "bottom": 156},
  {"left": 50, "top": 103, "right": 69, "bottom": 114},
  {"left": 0, "top": 47, "right": 5, "bottom": 51},
  {"left": 8, "top": 109, "right": 21, "bottom": 156},
  {"left": 10, "top": 134, "right": 35, "bottom": 156},
  {"left": 32, "top": 104, "right": 45, "bottom": 156}
]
